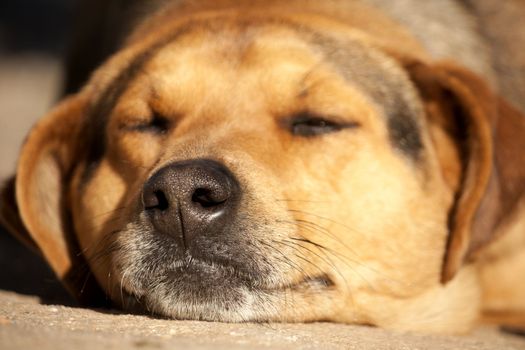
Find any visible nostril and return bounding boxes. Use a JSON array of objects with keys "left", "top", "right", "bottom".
[
  {"left": 192, "top": 188, "right": 227, "bottom": 208},
  {"left": 144, "top": 190, "right": 169, "bottom": 211},
  {"left": 155, "top": 191, "right": 170, "bottom": 210}
]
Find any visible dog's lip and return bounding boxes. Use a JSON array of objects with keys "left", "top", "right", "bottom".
[
  {"left": 121, "top": 255, "right": 334, "bottom": 300},
  {"left": 171, "top": 256, "right": 255, "bottom": 280},
  {"left": 177, "top": 258, "right": 335, "bottom": 292}
]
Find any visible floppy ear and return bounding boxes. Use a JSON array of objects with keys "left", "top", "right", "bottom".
[
  {"left": 0, "top": 94, "right": 106, "bottom": 305},
  {"left": 404, "top": 61, "right": 525, "bottom": 283}
]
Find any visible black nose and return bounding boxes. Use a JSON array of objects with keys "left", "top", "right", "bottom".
[{"left": 142, "top": 159, "right": 240, "bottom": 248}]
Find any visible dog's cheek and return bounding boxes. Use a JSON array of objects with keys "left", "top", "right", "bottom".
[
  {"left": 69, "top": 160, "right": 132, "bottom": 293},
  {"left": 328, "top": 143, "right": 449, "bottom": 297}
]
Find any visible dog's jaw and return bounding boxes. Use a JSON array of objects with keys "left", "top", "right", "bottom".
[{"left": 110, "top": 220, "right": 341, "bottom": 323}]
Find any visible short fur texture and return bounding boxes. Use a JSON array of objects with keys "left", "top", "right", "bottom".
[{"left": 1, "top": 0, "right": 524, "bottom": 333}]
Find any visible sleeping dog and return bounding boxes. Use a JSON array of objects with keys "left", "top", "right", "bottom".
[{"left": 1, "top": 0, "right": 525, "bottom": 333}]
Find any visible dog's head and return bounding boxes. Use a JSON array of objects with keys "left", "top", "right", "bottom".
[{"left": 2, "top": 12, "right": 524, "bottom": 332}]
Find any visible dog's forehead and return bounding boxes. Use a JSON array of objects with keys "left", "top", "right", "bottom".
[
  {"left": 84, "top": 19, "right": 424, "bottom": 175},
  {"left": 142, "top": 27, "right": 323, "bottom": 108}
]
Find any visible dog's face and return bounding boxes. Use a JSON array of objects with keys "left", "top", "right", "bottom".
[
  {"left": 2, "top": 14, "right": 524, "bottom": 333},
  {"left": 76, "top": 22, "right": 452, "bottom": 324}
]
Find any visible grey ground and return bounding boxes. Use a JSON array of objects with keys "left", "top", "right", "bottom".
[
  {"left": 1, "top": 53, "right": 525, "bottom": 350},
  {"left": 2, "top": 290, "right": 525, "bottom": 350}
]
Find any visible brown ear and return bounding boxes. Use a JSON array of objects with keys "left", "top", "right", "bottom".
[
  {"left": 0, "top": 94, "right": 106, "bottom": 305},
  {"left": 405, "top": 61, "right": 525, "bottom": 283}
]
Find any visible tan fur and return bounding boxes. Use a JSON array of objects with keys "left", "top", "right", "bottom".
[
  {"left": 1, "top": 0, "right": 524, "bottom": 333},
  {"left": 479, "top": 203, "right": 525, "bottom": 314}
]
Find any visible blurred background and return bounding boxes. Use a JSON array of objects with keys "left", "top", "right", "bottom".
[
  {"left": 0, "top": 0, "right": 81, "bottom": 303},
  {"left": 0, "top": 0, "right": 77, "bottom": 179}
]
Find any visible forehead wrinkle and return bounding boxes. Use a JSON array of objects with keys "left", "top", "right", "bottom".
[{"left": 297, "top": 61, "right": 328, "bottom": 99}]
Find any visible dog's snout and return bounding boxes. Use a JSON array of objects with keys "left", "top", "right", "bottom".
[{"left": 142, "top": 159, "right": 240, "bottom": 247}]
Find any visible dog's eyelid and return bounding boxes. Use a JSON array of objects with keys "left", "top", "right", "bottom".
[
  {"left": 284, "top": 111, "right": 360, "bottom": 137},
  {"left": 118, "top": 113, "right": 171, "bottom": 134}
]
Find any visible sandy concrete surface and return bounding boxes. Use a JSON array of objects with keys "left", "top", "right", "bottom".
[{"left": 1, "top": 290, "right": 524, "bottom": 350}]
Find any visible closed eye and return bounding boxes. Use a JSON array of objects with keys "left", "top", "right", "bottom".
[
  {"left": 285, "top": 111, "right": 360, "bottom": 137},
  {"left": 119, "top": 113, "right": 171, "bottom": 134}
]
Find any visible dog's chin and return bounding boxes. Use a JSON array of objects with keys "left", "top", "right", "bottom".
[{"left": 118, "top": 257, "right": 335, "bottom": 322}]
